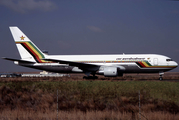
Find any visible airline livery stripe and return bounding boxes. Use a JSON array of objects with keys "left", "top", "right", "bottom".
[
  {"left": 28, "top": 42, "right": 45, "bottom": 59},
  {"left": 142, "top": 61, "right": 150, "bottom": 67},
  {"left": 16, "top": 41, "right": 47, "bottom": 63},
  {"left": 25, "top": 42, "right": 42, "bottom": 58},
  {"left": 138, "top": 62, "right": 146, "bottom": 67},
  {"left": 135, "top": 61, "right": 176, "bottom": 68},
  {"left": 25, "top": 42, "right": 46, "bottom": 62},
  {"left": 145, "top": 61, "right": 152, "bottom": 66},
  {"left": 21, "top": 43, "right": 42, "bottom": 63},
  {"left": 25, "top": 42, "right": 47, "bottom": 63},
  {"left": 77, "top": 61, "right": 176, "bottom": 68}
]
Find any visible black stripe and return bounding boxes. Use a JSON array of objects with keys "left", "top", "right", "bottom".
[
  {"left": 20, "top": 43, "right": 40, "bottom": 63},
  {"left": 136, "top": 62, "right": 143, "bottom": 68}
]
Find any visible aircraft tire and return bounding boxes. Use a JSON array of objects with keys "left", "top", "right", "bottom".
[{"left": 83, "top": 76, "right": 98, "bottom": 79}]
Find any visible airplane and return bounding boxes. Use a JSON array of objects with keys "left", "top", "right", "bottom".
[{"left": 2, "top": 26, "right": 178, "bottom": 80}]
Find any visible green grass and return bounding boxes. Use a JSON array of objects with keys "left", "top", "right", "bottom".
[
  {"left": 1, "top": 80, "right": 179, "bottom": 114},
  {"left": 1, "top": 80, "right": 179, "bottom": 104}
]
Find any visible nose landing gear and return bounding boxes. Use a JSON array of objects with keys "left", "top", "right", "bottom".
[{"left": 159, "top": 72, "right": 164, "bottom": 80}]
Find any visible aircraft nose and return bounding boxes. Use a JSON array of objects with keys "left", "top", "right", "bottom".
[{"left": 174, "top": 61, "right": 178, "bottom": 67}]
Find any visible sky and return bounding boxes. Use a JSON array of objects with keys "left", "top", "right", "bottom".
[{"left": 0, "top": 0, "right": 179, "bottom": 73}]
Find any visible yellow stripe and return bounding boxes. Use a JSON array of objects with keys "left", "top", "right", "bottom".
[
  {"left": 26, "top": 42, "right": 43, "bottom": 59},
  {"left": 26, "top": 42, "right": 46, "bottom": 63},
  {"left": 142, "top": 61, "right": 150, "bottom": 67},
  {"left": 16, "top": 41, "right": 42, "bottom": 59},
  {"left": 15, "top": 41, "right": 26, "bottom": 43}
]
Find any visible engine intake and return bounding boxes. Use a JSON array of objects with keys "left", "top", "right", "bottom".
[{"left": 103, "top": 67, "right": 118, "bottom": 77}]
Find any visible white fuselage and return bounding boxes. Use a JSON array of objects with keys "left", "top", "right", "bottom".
[
  {"left": 7, "top": 27, "right": 178, "bottom": 78},
  {"left": 18, "top": 54, "right": 178, "bottom": 74}
]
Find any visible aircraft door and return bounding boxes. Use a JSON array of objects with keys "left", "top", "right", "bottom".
[{"left": 153, "top": 58, "right": 158, "bottom": 66}]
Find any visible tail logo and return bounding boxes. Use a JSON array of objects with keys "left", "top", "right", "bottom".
[
  {"left": 20, "top": 36, "right": 25, "bottom": 40},
  {"left": 16, "top": 41, "right": 50, "bottom": 63}
]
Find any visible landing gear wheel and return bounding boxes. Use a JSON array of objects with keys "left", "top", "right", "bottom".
[
  {"left": 159, "top": 72, "right": 164, "bottom": 81},
  {"left": 159, "top": 77, "right": 163, "bottom": 81},
  {"left": 93, "top": 76, "right": 98, "bottom": 79},
  {"left": 83, "top": 76, "right": 98, "bottom": 79}
]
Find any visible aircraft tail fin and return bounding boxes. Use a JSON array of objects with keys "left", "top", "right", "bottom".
[{"left": 9, "top": 27, "right": 48, "bottom": 63}]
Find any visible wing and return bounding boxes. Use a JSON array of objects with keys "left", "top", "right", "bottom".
[
  {"left": 43, "top": 58, "right": 100, "bottom": 72},
  {"left": 2, "top": 57, "right": 36, "bottom": 64}
]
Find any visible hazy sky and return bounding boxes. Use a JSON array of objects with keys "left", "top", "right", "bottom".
[{"left": 0, "top": 0, "right": 179, "bottom": 72}]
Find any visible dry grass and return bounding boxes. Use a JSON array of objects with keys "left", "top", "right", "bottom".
[
  {"left": 0, "top": 73, "right": 179, "bottom": 119},
  {"left": 1, "top": 110, "right": 179, "bottom": 120},
  {"left": 0, "top": 80, "right": 179, "bottom": 113}
]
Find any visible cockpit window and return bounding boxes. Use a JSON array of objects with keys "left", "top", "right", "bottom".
[{"left": 166, "top": 59, "right": 173, "bottom": 61}]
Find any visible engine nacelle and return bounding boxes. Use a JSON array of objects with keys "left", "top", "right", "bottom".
[{"left": 103, "top": 67, "right": 118, "bottom": 77}]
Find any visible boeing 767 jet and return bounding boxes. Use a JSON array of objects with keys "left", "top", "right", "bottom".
[{"left": 3, "top": 27, "right": 178, "bottom": 80}]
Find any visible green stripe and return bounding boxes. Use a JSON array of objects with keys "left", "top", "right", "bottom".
[
  {"left": 144, "top": 60, "right": 152, "bottom": 66},
  {"left": 28, "top": 42, "right": 45, "bottom": 58}
]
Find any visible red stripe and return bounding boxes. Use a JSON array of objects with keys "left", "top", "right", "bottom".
[
  {"left": 138, "top": 62, "right": 146, "bottom": 67},
  {"left": 23, "top": 43, "right": 43, "bottom": 63}
]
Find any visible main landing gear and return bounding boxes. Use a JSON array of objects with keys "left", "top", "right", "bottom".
[
  {"left": 159, "top": 72, "right": 164, "bottom": 80},
  {"left": 83, "top": 72, "right": 98, "bottom": 79},
  {"left": 83, "top": 76, "right": 98, "bottom": 79}
]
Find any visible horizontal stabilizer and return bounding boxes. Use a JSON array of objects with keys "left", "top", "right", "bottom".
[{"left": 2, "top": 57, "right": 36, "bottom": 64}]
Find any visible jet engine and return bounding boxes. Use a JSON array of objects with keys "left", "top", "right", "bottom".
[
  {"left": 98, "top": 66, "right": 124, "bottom": 77},
  {"left": 103, "top": 67, "right": 118, "bottom": 77}
]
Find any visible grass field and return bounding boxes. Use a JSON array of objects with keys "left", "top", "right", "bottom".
[{"left": 0, "top": 74, "right": 179, "bottom": 119}]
